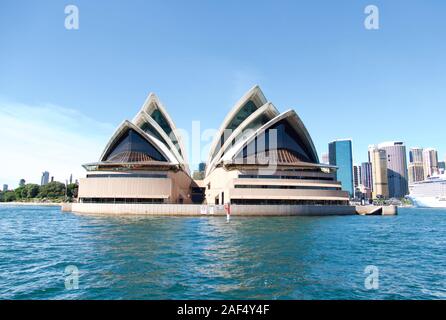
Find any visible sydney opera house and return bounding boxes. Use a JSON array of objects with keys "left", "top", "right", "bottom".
[{"left": 74, "top": 86, "right": 351, "bottom": 215}]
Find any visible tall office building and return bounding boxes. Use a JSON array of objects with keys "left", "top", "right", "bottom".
[
  {"left": 409, "top": 147, "right": 424, "bottom": 163},
  {"left": 408, "top": 147, "right": 425, "bottom": 184},
  {"left": 409, "top": 163, "right": 425, "bottom": 184},
  {"left": 329, "top": 139, "right": 354, "bottom": 197},
  {"left": 369, "top": 146, "right": 389, "bottom": 199},
  {"left": 198, "top": 162, "right": 206, "bottom": 172},
  {"left": 353, "top": 164, "right": 362, "bottom": 199},
  {"left": 439, "top": 161, "right": 445, "bottom": 174},
  {"left": 377, "top": 142, "right": 408, "bottom": 198},
  {"left": 423, "top": 148, "right": 439, "bottom": 179},
  {"left": 2, "top": 184, "right": 8, "bottom": 192},
  {"left": 361, "top": 162, "right": 373, "bottom": 189},
  {"left": 321, "top": 153, "right": 329, "bottom": 164},
  {"left": 353, "top": 164, "right": 362, "bottom": 188},
  {"left": 19, "top": 179, "right": 26, "bottom": 187},
  {"left": 41, "top": 171, "right": 50, "bottom": 186}
]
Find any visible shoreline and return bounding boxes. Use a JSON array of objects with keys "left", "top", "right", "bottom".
[{"left": 0, "top": 202, "right": 62, "bottom": 207}]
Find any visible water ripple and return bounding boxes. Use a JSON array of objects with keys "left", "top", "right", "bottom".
[{"left": 0, "top": 206, "right": 445, "bottom": 299}]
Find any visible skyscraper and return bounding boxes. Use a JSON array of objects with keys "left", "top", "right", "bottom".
[
  {"left": 2, "top": 184, "right": 8, "bottom": 192},
  {"left": 408, "top": 147, "right": 424, "bottom": 184},
  {"left": 329, "top": 139, "right": 354, "bottom": 197},
  {"left": 321, "top": 152, "right": 329, "bottom": 164},
  {"left": 423, "top": 148, "right": 439, "bottom": 179},
  {"left": 19, "top": 179, "right": 26, "bottom": 187},
  {"left": 369, "top": 146, "right": 389, "bottom": 199},
  {"left": 198, "top": 162, "right": 206, "bottom": 172},
  {"left": 409, "top": 147, "right": 424, "bottom": 163},
  {"left": 353, "top": 164, "right": 362, "bottom": 199},
  {"left": 438, "top": 161, "right": 445, "bottom": 174},
  {"left": 41, "top": 171, "right": 50, "bottom": 186},
  {"left": 353, "top": 164, "right": 362, "bottom": 187},
  {"left": 377, "top": 142, "right": 408, "bottom": 198},
  {"left": 361, "top": 162, "right": 373, "bottom": 189}
]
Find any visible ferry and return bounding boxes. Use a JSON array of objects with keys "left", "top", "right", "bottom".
[{"left": 408, "top": 174, "right": 446, "bottom": 208}]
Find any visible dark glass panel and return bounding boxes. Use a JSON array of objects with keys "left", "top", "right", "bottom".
[
  {"left": 211, "top": 101, "right": 264, "bottom": 160},
  {"left": 226, "top": 100, "right": 258, "bottom": 131},
  {"left": 104, "top": 129, "right": 167, "bottom": 162},
  {"left": 140, "top": 122, "right": 168, "bottom": 145},
  {"left": 236, "top": 119, "right": 317, "bottom": 164},
  {"left": 149, "top": 108, "right": 182, "bottom": 156}
]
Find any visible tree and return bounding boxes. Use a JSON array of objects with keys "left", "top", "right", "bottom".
[
  {"left": 25, "top": 184, "right": 40, "bottom": 198},
  {"left": 66, "top": 183, "right": 78, "bottom": 199},
  {"left": 3, "top": 191, "right": 17, "bottom": 202},
  {"left": 38, "top": 181, "right": 65, "bottom": 198},
  {"left": 14, "top": 186, "right": 24, "bottom": 200}
]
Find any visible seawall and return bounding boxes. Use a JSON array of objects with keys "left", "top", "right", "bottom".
[{"left": 61, "top": 203, "right": 397, "bottom": 216}]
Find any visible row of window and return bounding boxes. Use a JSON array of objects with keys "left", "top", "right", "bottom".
[
  {"left": 238, "top": 174, "right": 334, "bottom": 181},
  {"left": 79, "top": 198, "right": 164, "bottom": 204},
  {"left": 86, "top": 174, "right": 168, "bottom": 179},
  {"left": 234, "top": 185, "right": 341, "bottom": 191},
  {"left": 230, "top": 199, "right": 348, "bottom": 205}
]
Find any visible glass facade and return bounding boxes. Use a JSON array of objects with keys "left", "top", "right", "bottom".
[
  {"left": 230, "top": 199, "right": 349, "bottom": 205},
  {"left": 361, "top": 162, "right": 373, "bottom": 189},
  {"left": 212, "top": 100, "right": 259, "bottom": 159},
  {"left": 149, "top": 107, "right": 182, "bottom": 156},
  {"left": 227, "top": 100, "right": 258, "bottom": 131},
  {"left": 103, "top": 129, "right": 167, "bottom": 162},
  {"left": 379, "top": 143, "right": 408, "bottom": 198},
  {"left": 236, "top": 119, "right": 317, "bottom": 164},
  {"left": 329, "top": 140, "right": 354, "bottom": 197},
  {"left": 234, "top": 185, "right": 341, "bottom": 190},
  {"left": 140, "top": 122, "right": 168, "bottom": 145},
  {"left": 238, "top": 174, "right": 335, "bottom": 181}
]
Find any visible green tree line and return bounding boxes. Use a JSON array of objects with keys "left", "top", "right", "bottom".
[{"left": 0, "top": 182, "right": 78, "bottom": 202}]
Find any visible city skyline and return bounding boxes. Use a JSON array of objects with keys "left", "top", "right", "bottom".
[
  {"left": 1, "top": 1, "right": 446, "bottom": 187},
  {"left": 1, "top": 136, "right": 444, "bottom": 190}
]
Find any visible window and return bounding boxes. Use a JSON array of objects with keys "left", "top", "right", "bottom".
[
  {"left": 212, "top": 100, "right": 259, "bottom": 159},
  {"left": 150, "top": 107, "right": 183, "bottom": 156},
  {"left": 103, "top": 129, "right": 167, "bottom": 162},
  {"left": 80, "top": 198, "right": 164, "bottom": 204},
  {"left": 140, "top": 122, "right": 168, "bottom": 145},
  {"left": 234, "top": 185, "right": 341, "bottom": 190},
  {"left": 230, "top": 199, "right": 348, "bottom": 205},
  {"left": 238, "top": 174, "right": 334, "bottom": 181},
  {"left": 235, "top": 119, "right": 318, "bottom": 164}
]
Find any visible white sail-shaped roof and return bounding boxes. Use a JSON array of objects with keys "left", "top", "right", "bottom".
[
  {"left": 206, "top": 85, "right": 321, "bottom": 176},
  {"left": 207, "top": 85, "right": 267, "bottom": 167},
  {"left": 221, "top": 110, "right": 319, "bottom": 165},
  {"left": 133, "top": 109, "right": 187, "bottom": 169},
  {"left": 132, "top": 93, "right": 189, "bottom": 173},
  {"left": 98, "top": 120, "right": 179, "bottom": 165},
  {"left": 205, "top": 102, "right": 279, "bottom": 176}
]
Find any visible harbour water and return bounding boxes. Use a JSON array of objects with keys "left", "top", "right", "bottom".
[{"left": 0, "top": 205, "right": 445, "bottom": 299}]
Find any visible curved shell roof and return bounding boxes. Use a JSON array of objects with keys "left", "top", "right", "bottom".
[
  {"left": 205, "top": 102, "right": 279, "bottom": 176},
  {"left": 99, "top": 120, "right": 179, "bottom": 166},
  {"left": 221, "top": 110, "right": 319, "bottom": 164},
  {"left": 206, "top": 87, "right": 320, "bottom": 176},
  {"left": 206, "top": 85, "right": 267, "bottom": 168},
  {"left": 132, "top": 93, "right": 189, "bottom": 173}
]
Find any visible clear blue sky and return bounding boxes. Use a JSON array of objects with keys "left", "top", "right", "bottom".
[{"left": 1, "top": 0, "right": 445, "bottom": 187}]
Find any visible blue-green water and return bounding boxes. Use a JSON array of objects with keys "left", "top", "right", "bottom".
[{"left": 0, "top": 205, "right": 445, "bottom": 300}]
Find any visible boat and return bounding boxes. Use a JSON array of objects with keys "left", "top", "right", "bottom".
[{"left": 408, "top": 174, "right": 446, "bottom": 208}]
